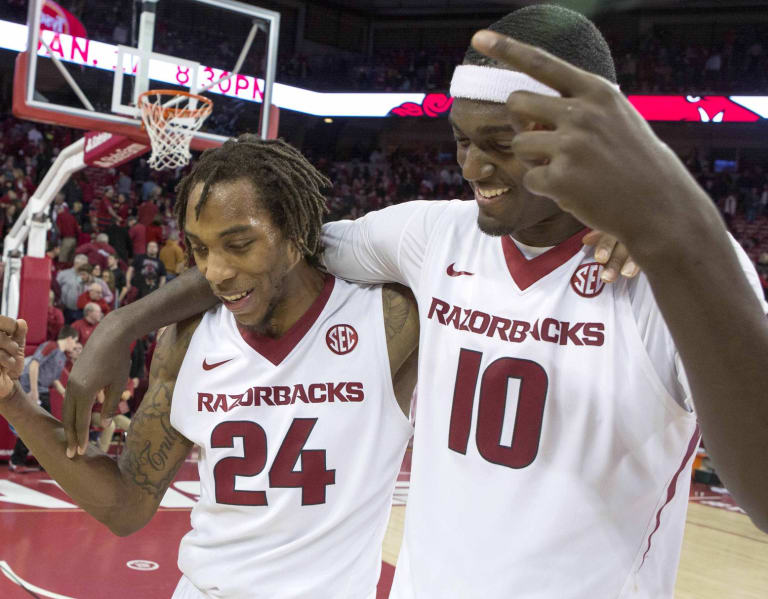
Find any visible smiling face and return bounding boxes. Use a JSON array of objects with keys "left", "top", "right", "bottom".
[
  {"left": 184, "top": 177, "right": 301, "bottom": 329},
  {"left": 450, "top": 98, "right": 581, "bottom": 244}
]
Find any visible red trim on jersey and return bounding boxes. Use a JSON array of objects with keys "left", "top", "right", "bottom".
[
  {"left": 237, "top": 275, "right": 335, "bottom": 366},
  {"left": 639, "top": 425, "right": 701, "bottom": 569},
  {"left": 500, "top": 228, "right": 589, "bottom": 291},
  {"left": 40, "top": 341, "right": 58, "bottom": 357}
]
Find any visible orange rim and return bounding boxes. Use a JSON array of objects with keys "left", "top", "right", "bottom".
[{"left": 138, "top": 89, "right": 213, "bottom": 121}]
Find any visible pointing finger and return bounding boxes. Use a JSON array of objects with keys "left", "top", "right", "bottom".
[{"left": 471, "top": 30, "right": 595, "bottom": 98}]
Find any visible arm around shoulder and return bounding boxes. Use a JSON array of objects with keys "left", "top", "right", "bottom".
[
  {"left": 321, "top": 200, "right": 450, "bottom": 288},
  {"left": 65, "top": 267, "right": 217, "bottom": 451}
]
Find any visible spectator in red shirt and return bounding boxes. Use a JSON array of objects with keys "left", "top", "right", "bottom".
[
  {"left": 138, "top": 194, "right": 159, "bottom": 226},
  {"left": 79, "top": 176, "right": 94, "bottom": 208},
  {"left": 56, "top": 201, "right": 79, "bottom": 264},
  {"left": 47, "top": 289, "right": 65, "bottom": 341},
  {"left": 97, "top": 186, "right": 120, "bottom": 232},
  {"left": 76, "top": 282, "right": 111, "bottom": 315},
  {"left": 71, "top": 302, "right": 103, "bottom": 346},
  {"left": 115, "top": 193, "right": 131, "bottom": 221},
  {"left": 146, "top": 214, "right": 164, "bottom": 245},
  {"left": 75, "top": 233, "right": 117, "bottom": 271},
  {"left": 128, "top": 215, "right": 147, "bottom": 257}
]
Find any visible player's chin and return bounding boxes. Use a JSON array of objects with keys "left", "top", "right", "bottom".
[
  {"left": 476, "top": 211, "right": 516, "bottom": 237},
  {"left": 230, "top": 302, "right": 268, "bottom": 330}
]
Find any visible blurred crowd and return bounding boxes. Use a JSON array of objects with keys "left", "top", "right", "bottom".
[
  {"left": 5, "top": 0, "right": 764, "bottom": 95},
  {"left": 608, "top": 27, "right": 768, "bottom": 95},
  {"left": 280, "top": 28, "right": 768, "bottom": 94}
]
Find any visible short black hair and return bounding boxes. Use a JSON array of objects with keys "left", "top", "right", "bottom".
[
  {"left": 174, "top": 135, "right": 331, "bottom": 266},
  {"left": 58, "top": 325, "right": 78, "bottom": 341},
  {"left": 463, "top": 4, "right": 617, "bottom": 84}
]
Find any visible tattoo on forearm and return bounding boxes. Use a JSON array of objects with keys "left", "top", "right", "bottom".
[
  {"left": 119, "top": 382, "right": 187, "bottom": 499},
  {"left": 383, "top": 286, "right": 412, "bottom": 342},
  {"left": 119, "top": 323, "right": 196, "bottom": 500}
]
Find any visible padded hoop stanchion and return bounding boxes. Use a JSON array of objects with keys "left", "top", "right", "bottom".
[{"left": 18, "top": 256, "right": 51, "bottom": 355}]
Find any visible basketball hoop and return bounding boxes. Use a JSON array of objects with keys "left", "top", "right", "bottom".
[{"left": 138, "top": 90, "right": 213, "bottom": 170}]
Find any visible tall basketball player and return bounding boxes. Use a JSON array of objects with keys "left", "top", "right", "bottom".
[
  {"left": 60, "top": 5, "right": 768, "bottom": 598},
  {"left": 0, "top": 138, "right": 420, "bottom": 598}
]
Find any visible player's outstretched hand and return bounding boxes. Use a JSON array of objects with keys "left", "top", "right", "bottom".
[
  {"left": 582, "top": 231, "right": 639, "bottom": 282},
  {"left": 64, "top": 315, "right": 131, "bottom": 458},
  {"left": 470, "top": 31, "right": 706, "bottom": 247},
  {"left": 0, "top": 316, "right": 27, "bottom": 401}
]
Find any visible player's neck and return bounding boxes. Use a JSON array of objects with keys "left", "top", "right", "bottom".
[
  {"left": 511, "top": 213, "right": 584, "bottom": 247},
  {"left": 255, "top": 262, "right": 326, "bottom": 338}
]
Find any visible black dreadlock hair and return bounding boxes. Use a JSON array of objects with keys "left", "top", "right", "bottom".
[
  {"left": 463, "top": 4, "right": 617, "bottom": 84},
  {"left": 174, "top": 134, "right": 331, "bottom": 266}
]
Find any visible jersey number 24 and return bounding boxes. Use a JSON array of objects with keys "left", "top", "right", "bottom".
[{"left": 211, "top": 417, "right": 335, "bottom": 506}]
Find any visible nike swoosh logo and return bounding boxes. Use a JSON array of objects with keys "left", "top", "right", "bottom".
[
  {"left": 202, "top": 358, "right": 234, "bottom": 371},
  {"left": 447, "top": 263, "right": 475, "bottom": 277}
]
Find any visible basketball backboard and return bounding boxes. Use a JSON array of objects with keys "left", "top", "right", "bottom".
[{"left": 14, "top": 0, "right": 280, "bottom": 151}]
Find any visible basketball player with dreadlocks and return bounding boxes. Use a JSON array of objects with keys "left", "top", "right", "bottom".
[
  {"left": 0, "top": 136, "right": 419, "bottom": 598},
  {"left": 14, "top": 4, "right": 768, "bottom": 599}
]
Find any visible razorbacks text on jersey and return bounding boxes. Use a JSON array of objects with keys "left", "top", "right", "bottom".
[
  {"left": 170, "top": 275, "right": 412, "bottom": 599},
  {"left": 322, "top": 200, "right": 767, "bottom": 599}
]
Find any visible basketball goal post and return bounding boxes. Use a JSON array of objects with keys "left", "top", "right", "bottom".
[{"left": 3, "top": 0, "right": 280, "bottom": 332}]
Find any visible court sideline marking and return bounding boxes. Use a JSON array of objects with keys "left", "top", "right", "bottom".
[{"left": 0, "top": 560, "right": 76, "bottom": 599}]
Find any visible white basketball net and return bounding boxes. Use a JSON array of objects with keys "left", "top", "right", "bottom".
[{"left": 138, "top": 91, "right": 213, "bottom": 170}]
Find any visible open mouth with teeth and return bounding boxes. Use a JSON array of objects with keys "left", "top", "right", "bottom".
[
  {"left": 219, "top": 288, "right": 256, "bottom": 311},
  {"left": 476, "top": 187, "right": 511, "bottom": 199}
]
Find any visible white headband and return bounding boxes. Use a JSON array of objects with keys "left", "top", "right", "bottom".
[{"left": 450, "top": 65, "right": 560, "bottom": 102}]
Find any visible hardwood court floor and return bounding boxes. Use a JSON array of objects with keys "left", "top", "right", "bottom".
[{"left": 0, "top": 454, "right": 766, "bottom": 598}]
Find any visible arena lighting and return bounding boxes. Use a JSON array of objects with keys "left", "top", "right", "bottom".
[{"left": 2, "top": 20, "right": 767, "bottom": 122}]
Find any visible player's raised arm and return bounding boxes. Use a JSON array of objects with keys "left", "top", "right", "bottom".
[
  {"left": 472, "top": 30, "right": 768, "bottom": 531},
  {"left": 0, "top": 314, "right": 195, "bottom": 536},
  {"left": 64, "top": 267, "right": 216, "bottom": 456}
]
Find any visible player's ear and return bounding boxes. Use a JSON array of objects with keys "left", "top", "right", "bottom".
[{"left": 286, "top": 240, "right": 303, "bottom": 268}]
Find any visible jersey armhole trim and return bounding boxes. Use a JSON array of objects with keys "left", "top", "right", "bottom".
[{"left": 615, "top": 278, "right": 695, "bottom": 419}]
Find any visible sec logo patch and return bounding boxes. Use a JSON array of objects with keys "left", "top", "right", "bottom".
[
  {"left": 571, "top": 262, "right": 605, "bottom": 298},
  {"left": 326, "top": 324, "right": 358, "bottom": 355}
]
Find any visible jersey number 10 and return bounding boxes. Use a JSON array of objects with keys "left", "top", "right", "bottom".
[{"left": 448, "top": 349, "right": 548, "bottom": 469}]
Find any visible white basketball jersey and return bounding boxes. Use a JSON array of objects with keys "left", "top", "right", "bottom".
[
  {"left": 170, "top": 275, "right": 412, "bottom": 599},
  {"left": 321, "top": 200, "right": 766, "bottom": 599}
]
